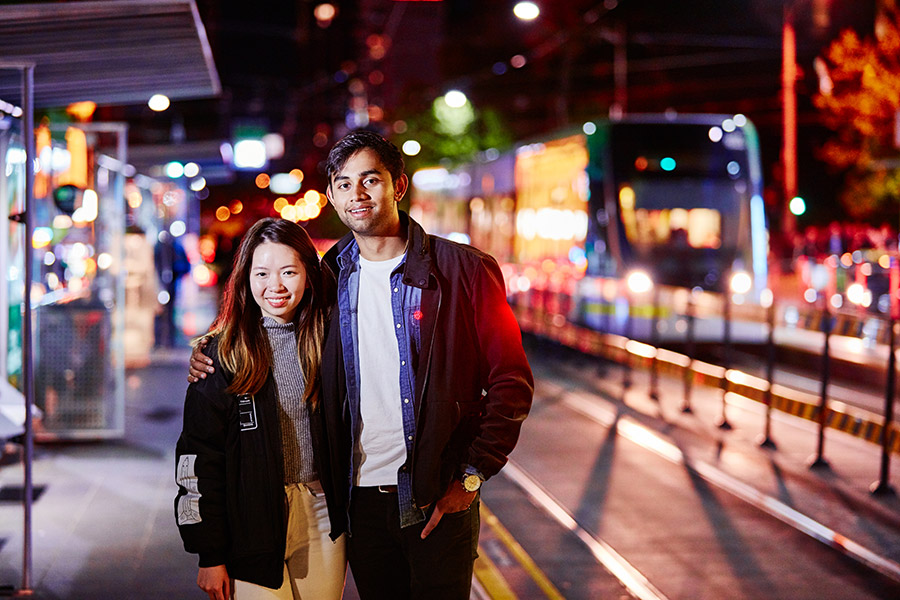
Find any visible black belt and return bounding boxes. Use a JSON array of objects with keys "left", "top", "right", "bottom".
[{"left": 356, "top": 485, "right": 398, "bottom": 494}]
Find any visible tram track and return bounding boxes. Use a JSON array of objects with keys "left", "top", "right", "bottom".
[
  {"left": 554, "top": 388, "right": 900, "bottom": 584},
  {"left": 481, "top": 349, "right": 900, "bottom": 599},
  {"left": 498, "top": 459, "right": 670, "bottom": 600}
]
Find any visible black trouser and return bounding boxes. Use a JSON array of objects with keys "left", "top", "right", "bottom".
[{"left": 348, "top": 486, "right": 479, "bottom": 600}]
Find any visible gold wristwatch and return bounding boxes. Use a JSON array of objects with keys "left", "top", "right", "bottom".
[{"left": 461, "top": 471, "right": 484, "bottom": 492}]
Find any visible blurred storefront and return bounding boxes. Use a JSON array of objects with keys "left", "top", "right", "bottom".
[
  {"left": 1, "top": 107, "right": 27, "bottom": 440},
  {"left": 3, "top": 120, "right": 129, "bottom": 438}
]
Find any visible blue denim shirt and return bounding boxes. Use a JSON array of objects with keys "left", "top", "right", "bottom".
[{"left": 335, "top": 239, "right": 425, "bottom": 527}]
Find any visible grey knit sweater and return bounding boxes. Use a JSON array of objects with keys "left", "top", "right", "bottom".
[{"left": 262, "top": 317, "right": 317, "bottom": 484}]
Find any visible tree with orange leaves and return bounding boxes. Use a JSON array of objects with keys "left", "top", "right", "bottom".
[{"left": 814, "top": 7, "right": 900, "bottom": 219}]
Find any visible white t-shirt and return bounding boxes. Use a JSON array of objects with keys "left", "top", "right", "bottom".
[{"left": 355, "top": 253, "right": 407, "bottom": 486}]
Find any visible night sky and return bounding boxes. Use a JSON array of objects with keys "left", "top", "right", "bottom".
[{"left": 100, "top": 0, "right": 882, "bottom": 229}]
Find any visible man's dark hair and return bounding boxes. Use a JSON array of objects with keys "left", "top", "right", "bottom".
[{"left": 326, "top": 129, "right": 405, "bottom": 187}]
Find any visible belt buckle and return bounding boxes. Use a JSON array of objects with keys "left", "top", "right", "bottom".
[{"left": 377, "top": 485, "right": 397, "bottom": 494}]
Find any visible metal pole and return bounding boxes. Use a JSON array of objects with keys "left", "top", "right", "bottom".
[
  {"left": 112, "top": 125, "right": 128, "bottom": 436},
  {"left": 758, "top": 299, "right": 778, "bottom": 449},
  {"left": 681, "top": 294, "right": 695, "bottom": 413},
  {"left": 623, "top": 287, "right": 632, "bottom": 389},
  {"left": 20, "top": 63, "right": 35, "bottom": 595},
  {"left": 717, "top": 286, "right": 733, "bottom": 429},
  {"left": 0, "top": 132, "right": 9, "bottom": 379},
  {"left": 809, "top": 303, "right": 832, "bottom": 469},
  {"left": 871, "top": 318, "right": 897, "bottom": 496},
  {"left": 649, "top": 285, "right": 660, "bottom": 401},
  {"left": 611, "top": 21, "right": 627, "bottom": 118},
  {"left": 602, "top": 287, "right": 609, "bottom": 334}
]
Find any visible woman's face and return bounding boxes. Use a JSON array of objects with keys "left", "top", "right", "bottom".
[{"left": 249, "top": 242, "right": 308, "bottom": 323}]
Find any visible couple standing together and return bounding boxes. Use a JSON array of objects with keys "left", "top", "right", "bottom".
[{"left": 175, "top": 130, "right": 534, "bottom": 600}]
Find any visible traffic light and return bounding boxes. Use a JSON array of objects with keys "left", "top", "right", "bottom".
[{"left": 53, "top": 184, "right": 79, "bottom": 214}]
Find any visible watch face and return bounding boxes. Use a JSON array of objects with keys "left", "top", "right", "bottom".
[{"left": 463, "top": 474, "right": 482, "bottom": 492}]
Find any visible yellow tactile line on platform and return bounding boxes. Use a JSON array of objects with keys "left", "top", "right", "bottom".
[
  {"left": 473, "top": 547, "right": 517, "bottom": 600},
  {"left": 478, "top": 503, "right": 566, "bottom": 600},
  {"left": 516, "top": 305, "right": 900, "bottom": 454}
]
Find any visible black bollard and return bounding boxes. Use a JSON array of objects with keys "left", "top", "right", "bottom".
[
  {"left": 808, "top": 303, "right": 832, "bottom": 470},
  {"left": 758, "top": 298, "right": 778, "bottom": 449},
  {"left": 871, "top": 317, "right": 897, "bottom": 496},
  {"left": 682, "top": 295, "right": 696, "bottom": 413},
  {"left": 623, "top": 288, "right": 632, "bottom": 390},
  {"left": 717, "top": 286, "right": 733, "bottom": 430},
  {"left": 650, "top": 285, "right": 661, "bottom": 401},
  {"left": 602, "top": 281, "right": 610, "bottom": 334}
]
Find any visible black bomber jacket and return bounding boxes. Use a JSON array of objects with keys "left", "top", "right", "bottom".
[{"left": 174, "top": 336, "right": 331, "bottom": 589}]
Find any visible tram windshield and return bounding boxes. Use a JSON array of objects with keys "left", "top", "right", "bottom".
[
  {"left": 618, "top": 179, "right": 742, "bottom": 251},
  {"left": 607, "top": 120, "right": 754, "bottom": 289}
]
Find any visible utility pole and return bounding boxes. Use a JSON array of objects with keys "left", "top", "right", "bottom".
[
  {"left": 782, "top": 2, "right": 798, "bottom": 237},
  {"left": 611, "top": 21, "right": 627, "bottom": 119}
]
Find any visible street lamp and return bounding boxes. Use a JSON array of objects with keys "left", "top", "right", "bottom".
[
  {"left": 148, "top": 93, "right": 170, "bottom": 112},
  {"left": 443, "top": 89, "right": 468, "bottom": 108},
  {"left": 513, "top": 2, "right": 540, "bottom": 21}
]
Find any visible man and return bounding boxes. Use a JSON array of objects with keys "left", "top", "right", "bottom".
[{"left": 190, "top": 130, "right": 533, "bottom": 599}]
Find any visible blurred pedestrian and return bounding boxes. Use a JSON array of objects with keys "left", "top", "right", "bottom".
[
  {"left": 800, "top": 225, "right": 822, "bottom": 259},
  {"left": 175, "top": 218, "right": 345, "bottom": 600},
  {"left": 826, "top": 221, "right": 846, "bottom": 256},
  {"left": 189, "top": 130, "right": 534, "bottom": 599}
]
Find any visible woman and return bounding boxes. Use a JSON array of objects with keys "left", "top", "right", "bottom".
[{"left": 175, "top": 218, "right": 345, "bottom": 600}]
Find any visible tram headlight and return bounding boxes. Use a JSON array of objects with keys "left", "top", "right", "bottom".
[
  {"left": 626, "top": 270, "right": 654, "bottom": 294},
  {"left": 729, "top": 271, "right": 752, "bottom": 295},
  {"left": 846, "top": 283, "right": 872, "bottom": 307}
]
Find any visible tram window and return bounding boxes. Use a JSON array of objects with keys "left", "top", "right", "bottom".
[{"left": 622, "top": 207, "right": 721, "bottom": 249}]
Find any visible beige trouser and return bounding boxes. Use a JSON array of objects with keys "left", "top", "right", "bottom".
[{"left": 234, "top": 482, "right": 346, "bottom": 600}]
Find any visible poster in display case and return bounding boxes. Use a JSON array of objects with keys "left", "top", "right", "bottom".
[{"left": 1, "top": 122, "right": 127, "bottom": 439}]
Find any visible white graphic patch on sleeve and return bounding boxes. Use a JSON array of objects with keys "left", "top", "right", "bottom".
[{"left": 176, "top": 454, "right": 202, "bottom": 525}]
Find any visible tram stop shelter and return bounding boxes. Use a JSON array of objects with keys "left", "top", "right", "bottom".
[
  {"left": 0, "top": 0, "right": 219, "bottom": 592},
  {"left": 0, "top": 0, "right": 220, "bottom": 439}
]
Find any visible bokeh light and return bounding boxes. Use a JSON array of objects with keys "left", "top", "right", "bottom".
[
  {"left": 148, "top": 94, "right": 170, "bottom": 112},
  {"left": 444, "top": 90, "right": 468, "bottom": 108},
  {"left": 513, "top": 2, "right": 540, "bottom": 21},
  {"left": 183, "top": 162, "right": 200, "bottom": 178},
  {"left": 402, "top": 140, "right": 421, "bottom": 156}
]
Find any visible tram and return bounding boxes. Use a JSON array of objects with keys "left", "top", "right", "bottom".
[{"left": 408, "top": 113, "right": 769, "bottom": 336}]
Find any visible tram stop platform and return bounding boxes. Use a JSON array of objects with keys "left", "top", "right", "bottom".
[{"left": 0, "top": 339, "right": 897, "bottom": 599}]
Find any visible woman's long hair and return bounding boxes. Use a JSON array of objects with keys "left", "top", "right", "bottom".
[{"left": 205, "top": 218, "right": 333, "bottom": 407}]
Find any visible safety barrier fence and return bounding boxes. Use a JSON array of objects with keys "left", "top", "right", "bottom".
[
  {"left": 512, "top": 291, "right": 899, "bottom": 493},
  {"left": 789, "top": 305, "right": 894, "bottom": 345}
]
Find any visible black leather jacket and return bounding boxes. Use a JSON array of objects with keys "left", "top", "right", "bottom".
[{"left": 319, "top": 212, "right": 534, "bottom": 533}]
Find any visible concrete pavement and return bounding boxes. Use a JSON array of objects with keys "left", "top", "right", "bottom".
[{"left": 0, "top": 347, "right": 198, "bottom": 599}]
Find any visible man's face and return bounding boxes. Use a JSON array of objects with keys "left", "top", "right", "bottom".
[{"left": 326, "top": 148, "right": 408, "bottom": 238}]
